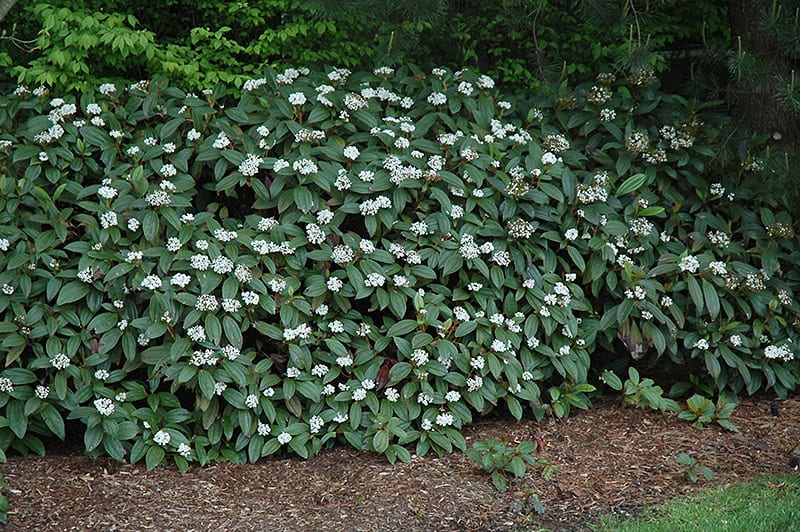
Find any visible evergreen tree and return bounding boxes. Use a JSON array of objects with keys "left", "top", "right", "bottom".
[{"left": 724, "top": 0, "right": 800, "bottom": 145}]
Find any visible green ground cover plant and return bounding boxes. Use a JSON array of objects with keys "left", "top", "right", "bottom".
[
  {"left": 0, "top": 65, "right": 798, "bottom": 470},
  {"left": 467, "top": 437, "right": 544, "bottom": 492},
  {"left": 678, "top": 393, "right": 739, "bottom": 432},
  {"left": 675, "top": 452, "right": 714, "bottom": 484}
]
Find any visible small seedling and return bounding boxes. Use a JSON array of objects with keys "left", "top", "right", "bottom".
[
  {"left": 0, "top": 472, "right": 8, "bottom": 524},
  {"left": 613, "top": 367, "right": 681, "bottom": 412},
  {"left": 679, "top": 393, "right": 739, "bottom": 432},
  {"left": 789, "top": 442, "right": 800, "bottom": 470},
  {"left": 467, "top": 438, "right": 544, "bottom": 492},
  {"left": 513, "top": 484, "right": 546, "bottom": 516},
  {"left": 676, "top": 452, "right": 714, "bottom": 483}
]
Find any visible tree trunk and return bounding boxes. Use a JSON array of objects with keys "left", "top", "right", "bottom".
[
  {"left": 726, "top": 0, "right": 800, "bottom": 145},
  {"left": 0, "top": 0, "right": 19, "bottom": 24}
]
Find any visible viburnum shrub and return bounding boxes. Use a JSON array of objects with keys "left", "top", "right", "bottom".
[{"left": 0, "top": 66, "right": 797, "bottom": 469}]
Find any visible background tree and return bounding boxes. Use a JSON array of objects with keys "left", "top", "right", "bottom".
[
  {"left": 0, "top": 0, "right": 797, "bottom": 156},
  {"left": 724, "top": 0, "right": 800, "bottom": 145},
  {"left": 0, "top": 0, "right": 19, "bottom": 23}
]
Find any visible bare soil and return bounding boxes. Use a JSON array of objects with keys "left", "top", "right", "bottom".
[{"left": 2, "top": 396, "right": 799, "bottom": 531}]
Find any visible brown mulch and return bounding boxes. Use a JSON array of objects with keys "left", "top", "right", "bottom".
[{"left": 1, "top": 396, "right": 799, "bottom": 531}]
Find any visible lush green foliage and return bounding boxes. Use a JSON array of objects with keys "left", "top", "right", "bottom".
[
  {"left": 2, "top": 2, "right": 376, "bottom": 91},
  {"left": 1, "top": 1, "right": 730, "bottom": 95},
  {"left": 597, "top": 474, "right": 800, "bottom": 531},
  {"left": 0, "top": 65, "right": 798, "bottom": 468}
]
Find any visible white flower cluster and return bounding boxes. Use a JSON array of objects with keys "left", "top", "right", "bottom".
[
  {"left": 659, "top": 125, "right": 695, "bottom": 150},
  {"left": 77, "top": 267, "right": 94, "bottom": 284},
  {"left": 360, "top": 85, "right": 400, "bottom": 103},
  {"left": 678, "top": 255, "right": 700, "bottom": 273},
  {"left": 693, "top": 338, "right": 710, "bottom": 350},
  {"left": 625, "top": 285, "right": 647, "bottom": 300},
  {"left": 243, "top": 78, "right": 267, "bottom": 91},
  {"left": 294, "top": 128, "right": 325, "bottom": 143},
  {"left": 587, "top": 85, "right": 612, "bottom": 105},
  {"left": 626, "top": 131, "right": 649, "bottom": 154},
  {"left": 211, "top": 256, "right": 234, "bottom": 274},
  {"left": 629, "top": 218, "right": 654, "bottom": 237},
  {"left": 491, "top": 339, "right": 511, "bottom": 353},
  {"left": 467, "top": 376, "right": 483, "bottom": 391},
  {"left": 145, "top": 190, "right": 171, "bottom": 207},
  {"left": 543, "top": 282, "right": 572, "bottom": 308},
  {"left": 778, "top": 290, "right": 793, "bottom": 306},
  {"left": 382, "top": 155, "right": 427, "bottom": 184},
  {"left": 344, "top": 93, "right": 368, "bottom": 111},
  {"left": 599, "top": 108, "right": 616, "bottom": 122},
  {"left": 153, "top": 430, "right": 170, "bottom": 446},
  {"left": 427, "top": 92, "right": 447, "bottom": 106},
  {"left": 50, "top": 353, "right": 71, "bottom": 370},
  {"left": 331, "top": 245, "right": 355, "bottom": 265},
  {"left": 410, "top": 349, "right": 429, "bottom": 366},
  {"left": 186, "top": 325, "right": 206, "bottom": 343},
  {"left": 288, "top": 92, "right": 307, "bottom": 105},
  {"left": 343, "top": 146, "right": 360, "bottom": 160},
  {"left": 709, "top": 261, "right": 727, "bottom": 276},
  {"left": 94, "top": 398, "right": 115, "bottom": 416},
  {"left": 476, "top": 74, "right": 495, "bottom": 89},
  {"left": 764, "top": 344, "right": 794, "bottom": 361},
  {"left": 492, "top": 250, "right": 511, "bottom": 266},
  {"left": 276, "top": 67, "right": 303, "bottom": 84},
  {"left": 141, "top": 275, "right": 162, "bottom": 290},
  {"left": 507, "top": 218, "right": 535, "bottom": 239},
  {"left": 744, "top": 272, "right": 768, "bottom": 292},
  {"left": 309, "top": 415, "right": 324, "bottom": 434},
  {"left": 251, "top": 240, "right": 296, "bottom": 255},
  {"left": 359, "top": 195, "right": 392, "bottom": 216},
  {"left": 543, "top": 134, "right": 570, "bottom": 153},
  {"left": 327, "top": 277, "right": 344, "bottom": 292},
  {"left": 195, "top": 294, "right": 219, "bottom": 312},
  {"left": 306, "top": 223, "right": 326, "bottom": 245},
  {"left": 707, "top": 230, "right": 730, "bottom": 247},
  {"left": 216, "top": 345, "right": 238, "bottom": 361},
  {"left": 364, "top": 273, "right": 385, "bottom": 287},
  {"left": 283, "top": 323, "right": 312, "bottom": 341},
  {"left": 190, "top": 349, "right": 217, "bottom": 367},
  {"left": 292, "top": 158, "right": 319, "bottom": 175},
  {"left": 213, "top": 132, "right": 232, "bottom": 149},
  {"left": 577, "top": 172, "right": 609, "bottom": 204},
  {"left": 238, "top": 154, "right": 263, "bottom": 176}
]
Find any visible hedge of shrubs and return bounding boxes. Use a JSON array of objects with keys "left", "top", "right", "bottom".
[{"left": 0, "top": 66, "right": 797, "bottom": 469}]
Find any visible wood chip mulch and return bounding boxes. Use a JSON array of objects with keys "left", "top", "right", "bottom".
[{"left": 1, "top": 395, "right": 798, "bottom": 531}]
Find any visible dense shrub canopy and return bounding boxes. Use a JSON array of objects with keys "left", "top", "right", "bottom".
[{"left": 0, "top": 65, "right": 798, "bottom": 468}]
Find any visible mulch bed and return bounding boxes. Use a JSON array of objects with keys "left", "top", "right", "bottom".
[{"left": 2, "top": 395, "right": 798, "bottom": 531}]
